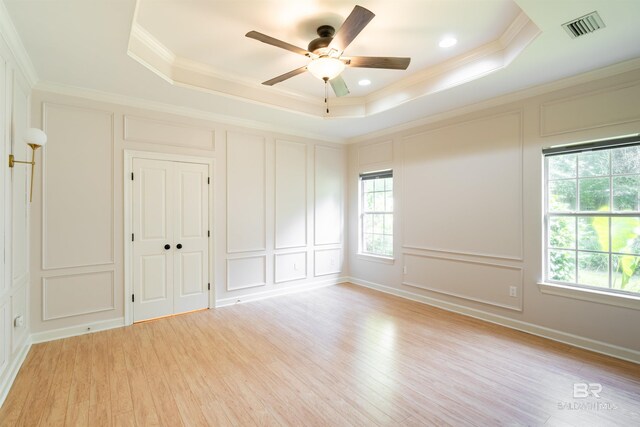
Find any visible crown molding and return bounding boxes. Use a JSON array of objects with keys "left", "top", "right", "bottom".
[
  {"left": 0, "top": 0, "right": 38, "bottom": 87},
  {"left": 33, "top": 80, "right": 345, "bottom": 144},
  {"left": 346, "top": 57, "right": 640, "bottom": 144}
]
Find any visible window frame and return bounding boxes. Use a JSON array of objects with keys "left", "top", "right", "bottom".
[
  {"left": 359, "top": 169, "right": 394, "bottom": 260},
  {"left": 542, "top": 134, "right": 640, "bottom": 302}
]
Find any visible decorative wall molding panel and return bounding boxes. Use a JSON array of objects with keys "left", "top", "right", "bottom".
[
  {"left": 124, "top": 115, "right": 215, "bottom": 150},
  {"left": 275, "top": 140, "right": 307, "bottom": 250},
  {"left": 274, "top": 252, "right": 307, "bottom": 284},
  {"left": 314, "top": 145, "right": 344, "bottom": 246},
  {"left": 226, "top": 255, "right": 267, "bottom": 291},
  {"left": 314, "top": 248, "right": 342, "bottom": 277},
  {"left": 42, "top": 103, "right": 115, "bottom": 270},
  {"left": 540, "top": 80, "right": 640, "bottom": 137},
  {"left": 402, "top": 110, "right": 523, "bottom": 261},
  {"left": 358, "top": 140, "right": 393, "bottom": 168},
  {"left": 42, "top": 270, "right": 115, "bottom": 321}
]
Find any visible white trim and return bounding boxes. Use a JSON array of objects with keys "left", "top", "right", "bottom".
[
  {"left": 30, "top": 317, "right": 124, "bottom": 344},
  {"left": 538, "top": 282, "right": 640, "bottom": 311},
  {"left": 356, "top": 254, "right": 395, "bottom": 265},
  {"left": 348, "top": 277, "right": 640, "bottom": 364},
  {"left": 0, "top": 338, "right": 31, "bottom": 408},
  {"left": 123, "top": 150, "right": 215, "bottom": 325},
  {"left": 0, "top": 1, "right": 38, "bottom": 87},
  {"left": 216, "top": 277, "right": 345, "bottom": 308}
]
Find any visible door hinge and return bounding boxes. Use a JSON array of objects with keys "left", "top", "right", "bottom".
[
  {"left": 131, "top": 294, "right": 135, "bottom": 302},
  {"left": 208, "top": 283, "right": 210, "bottom": 291},
  {"left": 208, "top": 230, "right": 210, "bottom": 237},
  {"left": 132, "top": 233, "right": 134, "bottom": 242},
  {"left": 207, "top": 177, "right": 210, "bottom": 184},
  {"left": 131, "top": 172, "right": 134, "bottom": 180}
]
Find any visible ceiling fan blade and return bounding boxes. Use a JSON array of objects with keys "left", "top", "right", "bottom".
[
  {"left": 345, "top": 56, "right": 411, "bottom": 70},
  {"left": 329, "top": 5, "right": 375, "bottom": 53},
  {"left": 262, "top": 66, "right": 308, "bottom": 86},
  {"left": 246, "top": 31, "right": 310, "bottom": 57},
  {"left": 330, "top": 75, "right": 350, "bottom": 97}
]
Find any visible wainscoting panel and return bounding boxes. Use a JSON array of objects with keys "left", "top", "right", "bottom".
[
  {"left": 42, "top": 270, "right": 115, "bottom": 321},
  {"left": 0, "top": 303, "right": 7, "bottom": 375},
  {"left": 11, "top": 76, "right": 29, "bottom": 283},
  {"left": 226, "top": 131, "right": 266, "bottom": 253},
  {"left": 275, "top": 140, "right": 307, "bottom": 249},
  {"left": 540, "top": 81, "right": 640, "bottom": 136},
  {"left": 358, "top": 140, "right": 393, "bottom": 167},
  {"left": 227, "top": 255, "right": 267, "bottom": 291},
  {"left": 275, "top": 252, "right": 307, "bottom": 283},
  {"left": 402, "top": 111, "right": 523, "bottom": 261},
  {"left": 314, "top": 248, "right": 342, "bottom": 277},
  {"left": 314, "top": 146, "right": 343, "bottom": 246},
  {"left": 10, "top": 286, "right": 27, "bottom": 353},
  {"left": 42, "top": 103, "right": 114, "bottom": 270},
  {"left": 124, "top": 115, "right": 215, "bottom": 150},
  {"left": 403, "top": 253, "right": 523, "bottom": 311}
]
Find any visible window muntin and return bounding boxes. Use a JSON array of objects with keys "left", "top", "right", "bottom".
[
  {"left": 545, "top": 140, "right": 640, "bottom": 295},
  {"left": 360, "top": 170, "right": 393, "bottom": 257}
]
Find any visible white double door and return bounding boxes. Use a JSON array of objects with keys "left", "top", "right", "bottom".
[{"left": 132, "top": 158, "right": 209, "bottom": 322}]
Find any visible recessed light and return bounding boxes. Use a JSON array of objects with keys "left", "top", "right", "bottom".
[
  {"left": 358, "top": 79, "right": 371, "bottom": 86},
  {"left": 439, "top": 36, "right": 457, "bottom": 48}
]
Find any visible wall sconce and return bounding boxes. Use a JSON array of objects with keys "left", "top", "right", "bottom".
[{"left": 9, "top": 128, "right": 47, "bottom": 202}]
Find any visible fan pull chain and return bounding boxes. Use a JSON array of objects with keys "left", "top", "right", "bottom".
[{"left": 323, "top": 77, "right": 329, "bottom": 115}]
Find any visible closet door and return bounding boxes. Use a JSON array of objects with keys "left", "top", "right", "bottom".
[
  {"left": 132, "top": 158, "right": 174, "bottom": 322},
  {"left": 173, "top": 162, "right": 209, "bottom": 313}
]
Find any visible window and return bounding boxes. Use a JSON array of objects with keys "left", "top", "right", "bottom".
[
  {"left": 360, "top": 170, "right": 393, "bottom": 257},
  {"left": 544, "top": 135, "right": 640, "bottom": 296}
]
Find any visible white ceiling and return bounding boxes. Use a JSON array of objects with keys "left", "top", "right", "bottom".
[{"left": 4, "top": 0, "right": 640, "bottom": 141}]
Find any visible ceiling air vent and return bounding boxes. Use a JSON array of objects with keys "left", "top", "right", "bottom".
[{"left": 562, "top": 11, "right": 605, "bottom": 38}]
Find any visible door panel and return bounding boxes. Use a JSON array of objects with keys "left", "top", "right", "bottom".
[
  {"left": 132, "top": 159, "right": 174, "bottom": 322},
  {"left": 132, "top": 158, "right": 209, "bottom": 322},
  {"left": 174, "top": 163, "right": 209, "bottom": 313}
]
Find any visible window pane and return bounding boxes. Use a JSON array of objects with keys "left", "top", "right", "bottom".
[
  {"left": 549, "top": 180, "right": 576, "bottom": 211},
  {"left": 612, "top": 255, "right": 640, "bottom": 293},
  {"left": 612, "top": 146, "right": 640, "bottom": 175},
  {"left": 385, "top": 192, "right": 393, "bottom": 212},
  {"left": 365, "top": 192, "right": 374, "bottom": 211},
  {"left": 579, "top": 177, "right": 610, "bottom": 211},
  {"left": 613, "top": 175, "right": 640, "bottom": 212},
  {"left": 549, "top": 155, "right": 577, "bottom": 179},
  {"left": 371, "top": 214, "right": 384, "bottom": 234},
  {"left": 549, "top": 250, "right": 576, "bottom": 282},
  {"left": 364, "top": 180, "right": 374, "bottom": 192},
  {"left": 373, "top": 192, "right": 384, "bottom": 211},
  {"left": 364, "top": 234, "right": 374, "bottom": 253},
  {"left": 578, "top": 252, "right": 609, "bottom": 288},
  {"left": 373, "top": 234, "right": 384, "bottom": 254},
  {"left": 578, "top": 216, "right": 609, "bottom": 251},
  {"left": 611, "top": 217, "right": 640, "bottom": 255},
  {"left": 363, "top": 214, "right": 373, "bottom": 234},
  {"left": 383, "top": 214, "right": 393, "bottom": 235},
  {"left": 382, "top": 236, "right": 393, "bottom": 256},
  {"left": 549, "top": 217, "right": 575, "bottom": 249},
  {"left": 579, "top": 151, "right": 609, "bottom": 177},
  {"left": 385, "top": 178, "right": 393, "bottom": 191},
  {"left": 374, "top": 178, "right": 385, "bottom": 191}
]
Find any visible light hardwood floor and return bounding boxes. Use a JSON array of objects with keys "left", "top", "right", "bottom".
[{"left": 1, "top": 283, "right": 639, "bottom": 426}]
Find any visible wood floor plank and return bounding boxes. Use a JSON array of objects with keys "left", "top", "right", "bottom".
[{"left": 2, "top": 283, "right": 639, "bottom": 426}]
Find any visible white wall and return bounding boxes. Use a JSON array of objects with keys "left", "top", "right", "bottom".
[
  {"left": 0, "top": 20, "right": 32, "bottom": 401},
  {"left": 27, "top": 90, "right": 347, "bottom": 336},
  {"left": 348, "top": 66, "right": 640, "bottom": 357}
]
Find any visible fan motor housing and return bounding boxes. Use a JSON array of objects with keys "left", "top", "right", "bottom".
[{"left": 308, "top": 25, "right": 335, "bottom": 55}]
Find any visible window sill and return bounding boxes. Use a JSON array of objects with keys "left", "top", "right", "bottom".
[
  {"left": 357, "top": 254, "right": 395, "bottom": 265},
  {"left": 538, "top": 282, "right": 640, "bottom": 310}
]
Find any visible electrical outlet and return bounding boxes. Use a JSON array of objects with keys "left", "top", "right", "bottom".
[
  {"left": 14, "top": 315, "right": 24, "bottom": 328},
  {"left": 509, "top": 286, "right": 517, "bottom": 297},
  {"left": 293, "top": 263, "right": 298, "bottom": 271},
  {"left": 403, "top": 266, "right": 407, "bottom": 274}
]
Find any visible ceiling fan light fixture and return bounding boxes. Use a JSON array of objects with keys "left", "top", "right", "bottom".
[{"left": 307, "top": 57, "right": 345, "bottom": 81}]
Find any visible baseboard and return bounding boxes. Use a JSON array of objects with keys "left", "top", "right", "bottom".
[
  {"left": 347, "top": 277, "right": 640, "bottom": 365},
  {"left": 216, "top": 276, "right": 347, "bottom": 308},
  {"left": 30, "top": 317, "right": 125, "bottom": 344},
  {"left": 0, "top": 338, "right": 32, "bottom": 408}
]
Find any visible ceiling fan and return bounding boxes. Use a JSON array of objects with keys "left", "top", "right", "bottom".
[{"left": 246, "top": 5, "right": 411, "bottom": 98}]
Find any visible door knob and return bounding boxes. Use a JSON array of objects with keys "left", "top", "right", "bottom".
[
  {"left": 176, "top": 243, "right": 183, "bottom": 249},
  {"left": 164, "top": 244, "right": 171, "bottom": 250}
]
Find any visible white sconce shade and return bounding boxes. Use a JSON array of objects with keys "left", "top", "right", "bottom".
[
  {"left": 24, "top": 128, "right": 47, "bottom": 147},
  {"left": 307, "top": 57, "right": 346, "bottom": 81}
]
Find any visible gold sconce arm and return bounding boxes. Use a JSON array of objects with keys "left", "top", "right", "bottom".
[{"left": 9, "top": 143, "right": 42, "bottom": 202}]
